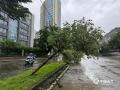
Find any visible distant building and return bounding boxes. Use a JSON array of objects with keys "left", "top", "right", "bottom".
[
  {"left": 34, "top": 31, "right": 40, "bottom": 47},
  {"left": 103, "top": 27, "right": 120, "bottom": 43},
  {"left": 35, "top": 31, "right": 40, "bottom": 39},
  {"left": 40, "top": 0, "right": 61, "bottom": 29},
  {"left": 0, "top": 10, "right": 34, "bottom": 47}
]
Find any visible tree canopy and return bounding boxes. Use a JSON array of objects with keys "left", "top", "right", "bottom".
[
  {"left": 48, "top": 18, "right": 103, "bottom": 63},
  {"left": 108, "top": 31, "right": 120, "bottom": 50},
  {"left": 0, "top": 0, "right": 31, "bottom": 19},
  {"left": 32, "top": 18, "right": 103, "bottom": 75},
  {"left": 34, "top": 27, "right": 53, "bottom": 55}
]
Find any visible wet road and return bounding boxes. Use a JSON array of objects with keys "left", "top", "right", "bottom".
[
  {"left": 0, "top": 58, "right": 45, "bottom": 79},
  {"left": 0, "top": 60, "right": 25, "bottom": 78},
  {"left": 54, "top": 56, "right": 120, "bottom": 90}
]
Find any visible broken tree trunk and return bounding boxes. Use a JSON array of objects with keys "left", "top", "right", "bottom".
[{"left": 31, "top": 49, "right": 60, "bottom": 75}]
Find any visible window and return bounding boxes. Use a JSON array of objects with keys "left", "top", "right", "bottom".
[
  {"left": 3, "top": 28, "right": 7, "bottom": 34},
  {"left": 8, "top": 18, "right": 18, "bottom": 42},
  {"left": 19, "top": 28, "right": 28, "bottom": 34},
  {"left": 0, "top": 28, "right": 2, "bottom": 32},
  {"left": 4, "top": 21, "right": 7, "bottom": 26},
  {"left": 0, "top": 28, "right": 7, "bottom": 34},
  {"left": 0, "top": 20, "right": 2, "bottom": 24},
  {"left": 0, "top": 19, "right": 7, "bottom": 26},
  {"left": 19, "top": 34, "right": 28, "bottom": 41},
  {"left": 20, "top": 22, "right": 29, "bottom": 29},
  {"left": 0, "top": 19, "right": 3, "bottom": 24}
]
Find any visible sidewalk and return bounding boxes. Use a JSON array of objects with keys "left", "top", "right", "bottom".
[{"left": 53, "top": 64, "right": 100, "bottom": 90}]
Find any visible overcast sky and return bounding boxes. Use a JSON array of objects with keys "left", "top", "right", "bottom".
[{"left": 24, "top": 0, "right": 120, "bottom": 33}]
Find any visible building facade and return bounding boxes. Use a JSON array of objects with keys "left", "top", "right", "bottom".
[
  {"left": 34, "top": 31, "right": 40, "bottom": 47},
  {"left": 103, "top": 27, "right": 120, "bottom": 43},
  {"left": 0, "top": 10, "right": 34, "bottom": 47},
  {"left": 40, "top": 0, "right": 61, "bottom": 29}
]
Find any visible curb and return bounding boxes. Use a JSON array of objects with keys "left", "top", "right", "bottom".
[
  {"left": 47, "top": 66, "right": 69, "bottom": 90},
  {"left": 30, "top": 64, "right": 68, "bottom": 90}
]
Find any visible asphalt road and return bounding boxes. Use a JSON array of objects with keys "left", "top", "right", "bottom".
[
  {"left": 54, "top": 56, "right": 120, "bottom": 90},
  {"left": 0, "top": 57, "right": 45, "bottom": 78}
]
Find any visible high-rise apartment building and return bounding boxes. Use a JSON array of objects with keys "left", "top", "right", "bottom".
[
  {"left": 0, "top": 10, "right": 34, "bottom": 47},
  {"left": 40, "top": 0, "right": 61, "bottom": 29}
]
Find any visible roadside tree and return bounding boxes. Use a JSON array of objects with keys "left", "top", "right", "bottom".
[
  {"left": 0, "top": 0, "right": 31, "bottom": 19},
  {"left": 108, "top": 31, "right": 120, "bottom": 50},
  {"left": 31, "top": 18, "right": 103, "bottom": 75}
]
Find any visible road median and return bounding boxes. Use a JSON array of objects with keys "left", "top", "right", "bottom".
[{"left": 0, "top": 62, "right": 66, "bottom": 90}]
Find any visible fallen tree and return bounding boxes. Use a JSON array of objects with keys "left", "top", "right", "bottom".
[{"left": 32, "top": 18, "right": 103, "bottom": 75}]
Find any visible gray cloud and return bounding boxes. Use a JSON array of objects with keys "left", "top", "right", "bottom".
[
  {"left": 25, "top": 0, "right": 120, "bottom": 33},
  {"left": 61, "top": 0, "right": 120, "bottom": 33}
]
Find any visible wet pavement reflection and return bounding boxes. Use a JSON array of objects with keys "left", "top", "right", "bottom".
[
  {"left": 0, "top": 58, "right": 44, "bottom": 79},
  {"left": 0, "top": 60, "right": 24, "bottom": 78},
  {"left": 54, "top": 56, "right": 120, "bottom": 90}
]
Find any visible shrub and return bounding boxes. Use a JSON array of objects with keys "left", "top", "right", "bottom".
[{"left": 0, "top": 40, "right": 42, "bottom": 56}]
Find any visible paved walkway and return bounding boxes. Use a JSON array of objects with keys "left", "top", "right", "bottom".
[
  {"left": 53, "top": 64, "right": 100, "bottom": 90},
  {"left": 54, "top": 56, "right": 120, "bottom": 90}
]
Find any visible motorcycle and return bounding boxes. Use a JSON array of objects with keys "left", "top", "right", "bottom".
[{"left": 24, "top": 56, "right": 34, "bottom": 67}]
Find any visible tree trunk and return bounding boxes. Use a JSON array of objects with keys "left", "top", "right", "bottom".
[
  {"left": 31, "top": 49, "right": 60, "bottom": 75},
  {"left": 22, "top": 49, "right": 24, "bottom": 56}
]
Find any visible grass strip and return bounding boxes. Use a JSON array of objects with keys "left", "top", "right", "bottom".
[{"left": 0, "top": 62, "right": 65, "bottom": 90}]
